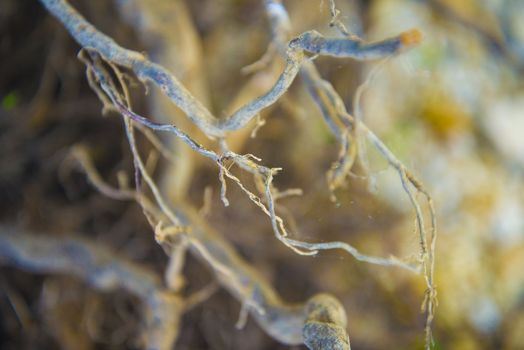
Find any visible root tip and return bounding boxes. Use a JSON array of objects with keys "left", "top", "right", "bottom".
[{"left": 400, "top": 28, "right": 423, "bottom": 47}]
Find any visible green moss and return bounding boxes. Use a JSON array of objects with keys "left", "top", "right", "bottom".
[{"left": 2, "top": 92, "right": 18, "bottom": 111}]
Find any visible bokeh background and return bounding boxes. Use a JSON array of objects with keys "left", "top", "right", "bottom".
[{"left": 1, "top": 0, "right": 524, "bottom": 349}]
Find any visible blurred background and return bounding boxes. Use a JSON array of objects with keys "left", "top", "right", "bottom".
[{"left": 1, "top": 0, "right": 524, "bottom": 349}]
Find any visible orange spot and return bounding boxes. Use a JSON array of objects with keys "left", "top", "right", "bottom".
[{"left": 400, "top": 29, "right": 423, "bottom": 47}]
